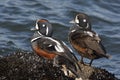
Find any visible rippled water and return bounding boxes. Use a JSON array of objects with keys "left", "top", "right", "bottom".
[{"left": 0, "top": 0, "right": 120, "bottom": 78}]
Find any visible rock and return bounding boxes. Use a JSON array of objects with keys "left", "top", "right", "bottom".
[
  {"left": 78, "top": 62, "right": 118, "bottom": 80},
  {"left": 0, "top": 51, "right": 73, "bottom": 80},
  {"left": 0, "top": 51, "right": 119, "bottom": 80}
]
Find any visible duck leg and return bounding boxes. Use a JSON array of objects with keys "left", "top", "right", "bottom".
[
  {"left": 89, "top": 59, "right": 93, "bottom": 66},
  {"left": 80, "top": 56, "right": 84, "bottom": 64}
]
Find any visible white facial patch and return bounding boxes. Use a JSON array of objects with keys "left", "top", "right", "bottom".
[
  {"left": 75, "top": 16, "right": 79, "bottom": 23},
  {"left": 35, "top": 22, "right": 39, "bottom": 30}
]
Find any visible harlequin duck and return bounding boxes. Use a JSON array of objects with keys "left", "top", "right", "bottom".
[
  {"left": 68, "top": 13, "right": 110, "bottom": 66},
  {"left": 31, "top": 19, "right": 81, "bottom": 78}
]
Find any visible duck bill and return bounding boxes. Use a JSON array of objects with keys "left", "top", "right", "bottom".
[
  {"left": 69, "top": 20, "right": 75, "bottom": 23},
  {"left": 30, "top": 27, "right": 37, "bottom": 31}
]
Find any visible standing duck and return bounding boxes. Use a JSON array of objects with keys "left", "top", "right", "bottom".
[
  {"left": 31, "top": 19, "right": 81, "bottom": 78},
  {"left": 68, "top": 13, "right": 110, "bottom": 65}
]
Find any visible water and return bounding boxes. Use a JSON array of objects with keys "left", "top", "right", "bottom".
[{"left": 0, "top": 0, "right": 120, "bottom": 78}]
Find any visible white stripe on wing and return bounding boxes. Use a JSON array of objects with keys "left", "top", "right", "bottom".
[{"left": 45, "top": 37, "right": 65, "bottom": 52}]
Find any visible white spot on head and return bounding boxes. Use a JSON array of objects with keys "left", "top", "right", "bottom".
[
  {"left": 42, "top": 24, "right": 46, "bottom": 27},
  {"left": 83, "top": 19, "right": 86, "bottom": 22}
]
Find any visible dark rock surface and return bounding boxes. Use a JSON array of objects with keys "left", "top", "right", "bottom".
[
  {"left": 0, "top": 51, "right": 119, "bottom": 80},
  {"left": 78, "top": 62, "right": 118, "bottom": 80}
]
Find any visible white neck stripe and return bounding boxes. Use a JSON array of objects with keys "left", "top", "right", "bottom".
[
  {"left": 75, "top": 16, "right": 79, "bottom": 24},
  {"left": 46, "top": 26, "right": 49, "bottom": 35},
  {"left": 31, "top": 36, "right": 42, "bottom": 42},
  {"left": 37, "top": 31, "right": 42, "bottom": 35},
  {"left": 86, "top": 23, "right": 89, "bottom": 28}
]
